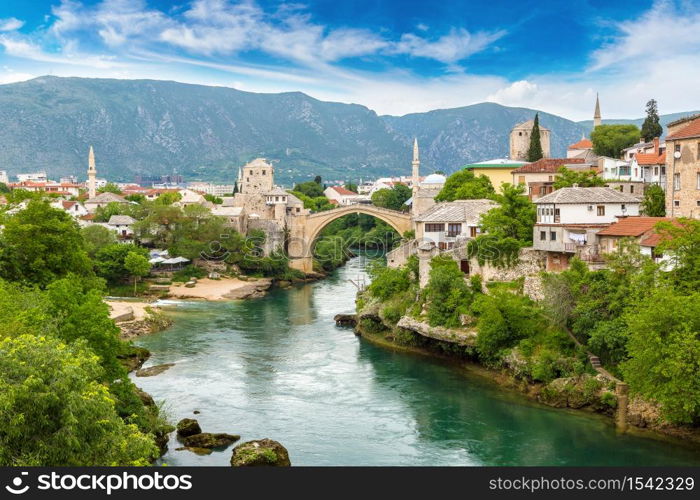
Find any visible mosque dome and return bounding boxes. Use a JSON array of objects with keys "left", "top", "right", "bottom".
[{"left": 423, "top": 173, "right": 446, "bottom": 184}]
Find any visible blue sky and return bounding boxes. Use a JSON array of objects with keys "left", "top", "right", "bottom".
[{"left": 0, "top": 0, "right": 698, "bottom": 119}]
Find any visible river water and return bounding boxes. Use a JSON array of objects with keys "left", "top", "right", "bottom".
[{"left": 132, "top": 255, "right": 700, "bottom": 466}]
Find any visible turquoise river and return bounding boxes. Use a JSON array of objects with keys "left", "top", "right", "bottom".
[{"left": 131, "top": 255, "right": 700, "bottom": 466}]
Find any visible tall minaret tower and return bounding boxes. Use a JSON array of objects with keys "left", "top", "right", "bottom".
[
  {"left": 593, "top": 93, "right": 601, "bottom": 128},
  {"left": 411, "top": 138, "right": 420, "bottom": 196},
  {"left": 87, "top": 145, "right": 97, "bottom": 199}
]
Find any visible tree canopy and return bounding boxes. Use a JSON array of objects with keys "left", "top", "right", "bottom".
[
  {"left": 0, "top": 201, "right": 94, "bottom": 287},
  {"left": 591, "top": 124, "right": 641, "bottom": 158},
  {"left": 641, "top": 184, "right": 666, "bottom": 217},
  {"left": 553, "top": 167, "right": 606, "bottom": 189},
  {"left": 293, "top": 181, "right": 325, "bottom": 198},
  {"left": 435, "top": 170, "right": 495, "bottom": 202},
  {"left": 641, "top": 99, "right": 662, "bottom": 142},
  {"left": 371, "top": 184, "right": 411, "bottom": 211},
  {"left": 526, "top": 113, "right": 544, "bottom": 162}
]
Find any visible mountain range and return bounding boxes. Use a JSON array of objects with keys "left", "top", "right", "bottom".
[{"left": 0, "top": 76, "right": 695, "bottom": 185}]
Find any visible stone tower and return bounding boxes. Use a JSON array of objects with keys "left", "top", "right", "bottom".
[
  {"left": 593, "top": 93, "right": 602, "bottom": 128},
  {"left": 87, "top": 145, "right": 97, "bottom": 199},
  {"left": 237, "top": 158, "right": 275, "bottom": 194},
  {"left": 411, "top": 138, "right": 420, "bottom": 195},
  {"left": 509, "top": 120, "right": 551, "bottom": 161}
]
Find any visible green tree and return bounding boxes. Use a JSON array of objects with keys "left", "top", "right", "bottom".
[
  {"left": 94, "top": 201, "right": 127, "bottom": 222},
  {"left": 81, "top": 224, "right": 117, "bottom": 257},
  {"left": 204, "top": 193, "right": 223, "bottom": 204},
  {"left": 344, "top": 182, "right": 358, "bottom": 193},
  {"left": 0, "top": 182, "right": 9, "bottom": 193},
  {"left": 526, "top": 113, "right": 544, "bottom": 162},
  {"left": 124, "top": 252, "right": 151, "bottom": 295},
  {"left": 124, "top": 193, "right": 145, "bottom": 203},
  {"left": 0, "top": 334, "right": 157, "bottom": 466},
  {"left": 293, "top": 181, "right": 324, "bottom": 198},
  {"left": 621, "top": 288, "right": 700, "bottom": 423},
  {"left": 480, "top": 183, "right": 535, "bottom": 243},
  {"left": 314, "top": 175, "right": 322, "bottom": 184},
  {"left": 435, "top": 170, "right": 495, "bottom": 202},
  {"left": 155, "top": 191, "right": 182, "bottom": 205},
  {"left": 371, "top": 184, "right": 412, "bottom": 211},
  {"left": 655, "top": 218, "right": 700, "bottom": 291},
  {"left": 591, "top": 124, "right": 641, "bottom": 158},
  {"left": 0, "top": 201, "right": 94, "bottom": 287},
  {"left": 94, "top": 244, "right": 149, "bottom": 284},
  {"left": 424, "top": 256, "right": 473, "bottom": 327},
  {"left": 640, "top": 99, "right": 663, "bottom": 142},
  {"left": 641, "top": 184, "right": 666, "bottom": 217},
  {"left": 98, "top": 182, "right": 123, "bottom": 195},
  {"left": 553, "top": 167, "right": 606, "bottom": 189}
]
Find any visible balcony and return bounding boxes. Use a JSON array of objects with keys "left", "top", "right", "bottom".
[{"left": 564, "top": 243, "right": 601, "bottom": 262}]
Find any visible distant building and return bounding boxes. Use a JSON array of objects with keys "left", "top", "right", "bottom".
[
  {"left": 324, "top": 185, "right": 368, "bottom": 206},
  {"left": 633, "top": 137, "right": 666, "bottom": 190},
  {"left": 84, "top": 192, "right": 129, "bottom": 213},
  {"left": 51, "top": 200, "right": 89, "bottom": 218},
  {"left": 107, "top": 215, "right": 136, "bottom": 238},
  {"left": 567, "top": 137, "right": 594, "bottom": 159},
  {"left": 463, "top": 158, "right": 528, "bottom": 193},
  {"left": 0, "top": 170, "right": 10, "bottom": 184},
  {"left": 237, "top": 158, "right": 275, "bottom": 194},
  {"left": 664, "top": 113, "right": 700, "bottom": 218},
  {"left": 596, "top": 216, "right": 671, "bottom": 256},
  {"left": 510, "top": 121, "right": 551, "bottom": 161},
  {"left": 17, "top": 172, "right": 47, "bottom": 183},
  {"left": 188, "top": 182, "right": 235, "bottom": 197},
  {"left": 511, "top": 157, "right": 589, "bottom": 201}
]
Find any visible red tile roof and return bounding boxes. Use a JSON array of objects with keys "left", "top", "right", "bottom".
[
  {"left": 596, "top": 217, "right": 670, "bottom": 237},
  {"left": 568, "top": 138, "right": 593, "bottom": 149},
  {"left": 666, "top": 116, "right": 700, "bottom": 140},
  {"left": 635, "top": 152, "right": 665, "bottom": 165},
  {"left": 511, "top": 157, "right": 587, "bottom": 174},
  {"left": 62, "top": 201, "right": 76, "bottom": 209},
  {"left": 329, "top": 185, "right": 358, "bottom": 196}
]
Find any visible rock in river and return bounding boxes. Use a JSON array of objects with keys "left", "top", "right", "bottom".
[
  {"left": 135, "top": 363, "right": 175, "bottom": 377},
  {"left": 182, "top": 433, "right": 240, "bottom": 449},
  {"left": 230, "top": 439, "right": 291, "bottom": 467},
  {"left": 176, "top": 418, "right": 202, "bottom": 437}
]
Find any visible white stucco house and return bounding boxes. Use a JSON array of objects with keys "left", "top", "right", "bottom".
[{"left": 414, "top": 199, "right": 496, "bottom": 250}]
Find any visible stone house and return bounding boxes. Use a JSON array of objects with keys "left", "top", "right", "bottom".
[
  {"left": 510, "top": 120, "right": 551, "bottom": 161},
  {"left": 413, "top": 199, "right": 496, "bottom": 251},
  {"left": 664, "top": 114, "right": 700, "bottom": 218},
  {"left": 533, "top": 187, "right": 641, "bottom": 270},
  {"left": 323, "top": 185, "right": 368, "bottom": 206},
  {"left": 511, "top": 157, "right": 589, "bottom": 201},
  {"left": 107, "top": 215, "right": 136, "bottom": 238},
  {"left": 84, "top": 192, "right": 129, "bottom": 213}
]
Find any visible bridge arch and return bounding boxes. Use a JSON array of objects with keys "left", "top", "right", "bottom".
[{"left": 287, "top": 204, "right": 413, "bottom": 273}]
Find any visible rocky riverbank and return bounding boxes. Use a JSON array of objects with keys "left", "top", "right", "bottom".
[{"left": 353, "top": 312, "right": 700, "bottom": 449}]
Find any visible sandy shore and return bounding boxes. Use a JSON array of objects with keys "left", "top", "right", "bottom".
[
  {"left": 168, "top": 277, "right": 273, "bottom": 301},
  {"left": 107, "top": 299, "right": 159, "bottom": 322}
]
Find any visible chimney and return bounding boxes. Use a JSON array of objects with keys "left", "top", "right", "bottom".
[{"left": 653, "top": 137, "right": 659, "bottom": 153}]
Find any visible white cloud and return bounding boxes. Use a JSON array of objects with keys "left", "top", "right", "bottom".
[
  {"left": 589, "top": 0, "right": 700, "bottom": 70},
  {"left": 0, "top": 17, "right": 24, "bottom": 32},
  {"left": 0, "top": 69, "right": 34, "bottom": 84},
  {"left": 487, "top": 80, "right": 539, "bottom": 105},
  {"left": 393, "top": 28, "right": 506, "bottom": 64}
]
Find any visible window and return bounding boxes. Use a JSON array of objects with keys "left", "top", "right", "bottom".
[
  {"left": 540, "top": 231, "right": 547, "bottom": 241},
  {"left": 447, "top": 223, "right": 462, "bottom": 237},
  {"left": 674, "top": 200, "right": 680, "bottom": 207},
  {"left": 518, "top": 176, "right": 525, "bottom": 184},
  {"left": 597, "top": 205, "right": 605, "bottom": 216},
  {"left": 630, "top": 185, "right": 634, "bottom": 193},
  {"left": 550, "top": 231, "right": 557, "bottom": 241},
  {"left": 661, "top": 166, "right": 666, "bottom": 175},
  {"left": 697, "top": 201, "right": 700, "bottom": 207},
  {"left": 675, "top": 144, "right": 681, "bottom": 153},
  {"left": 674, "top": 173, "right": 681, "bottom": 191},
  {"left": 470, "top": 226, "right": 478, "bottom": 238},
  {"left": 697, "top": 172, "right": 700, "bottom": 189},
  {"left": 425, "top": 223, "right": 445, "bottom": 233},
  {"left": 621, "top": 204, "right": 626, "bottom": 211},
  {"left": 697, "top": 143, "right": 700, "bottom": 160},
  {"left": 654, "top": 167, "right": 659, "bottom": 176},
  {"left": 262, "top": 170, "right": 266, "bottom": 175},
  {"left": 548, "top": 176, "right": 553, "bottom": 182}
]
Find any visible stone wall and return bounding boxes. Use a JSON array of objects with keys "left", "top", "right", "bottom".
[{"left": 444, "top": 246, "right": 546, "bottom": 282}]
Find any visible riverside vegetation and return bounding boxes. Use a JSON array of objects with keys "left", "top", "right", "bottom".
[{"left": 356, "top": 169, "right": 700, "bottom": 439}]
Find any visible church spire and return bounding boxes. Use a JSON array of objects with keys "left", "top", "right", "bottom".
[{"left": 593, "top": 93, "right": 601, "bottom": 128}]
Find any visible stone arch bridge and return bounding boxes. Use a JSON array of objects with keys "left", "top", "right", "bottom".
[{"left": 287, "top": 204, "right": 412, "bottom": 273}]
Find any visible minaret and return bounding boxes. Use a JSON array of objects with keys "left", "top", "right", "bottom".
[
  {"left": 593, "top": 93, "right": 601, "bottom": 128},
  {"left": 411, "top": 138, "right": 420, "bottom": 196},
  {"left": 87, "top": 145, "right": 97, "bottom": 199}
]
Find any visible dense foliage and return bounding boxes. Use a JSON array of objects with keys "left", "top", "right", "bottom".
[
  {"left": 553, "top": 167, "right": 606, "bottom": 189},
  {"left": 641, "top": 99, "right": 663, "bottom": 142},
  {"left": 641, "top": 184, "right": 666, "bottom": 217},
  {"left": 371, "top": 184, "right": 412, "bottom": 211},
  {"left": 591, "top": 124, "right": 641, "bottom": 158},
  {"left": 434, "top": 170, "right": 495, "bottom": 202}
]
